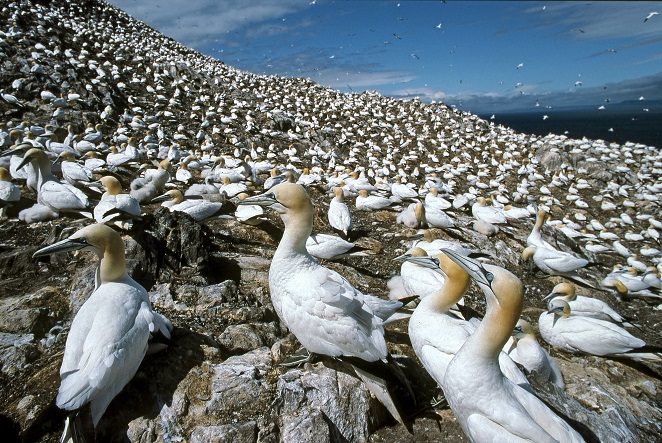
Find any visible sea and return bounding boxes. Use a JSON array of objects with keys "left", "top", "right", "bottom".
[{"left": 475, "top": 105, "right": 661, "bottom": 149}]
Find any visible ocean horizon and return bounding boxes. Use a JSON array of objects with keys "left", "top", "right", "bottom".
[{"left": 475, "top": 108, "right": 661, "bottom": 149}]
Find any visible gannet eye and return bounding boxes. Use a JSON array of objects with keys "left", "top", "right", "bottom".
[
  {"left": 514, "top": 325, "right": 522, "bottom": 333},
  {"left": 485, "top": 271, "right": 494, "bottom": 282},
  {"left": 432, "top": 257, "right": 440, "bottom": 266}
]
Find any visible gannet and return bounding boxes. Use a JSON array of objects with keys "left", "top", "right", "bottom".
[
  {"left": 544, "top": 282, "right": 627, "bottom": 325},
  {"left": 527, "top": 208, "right": 555, "bottom": 249},
  {"left": 151, "top": 189, "right": 235, "bottom": 223},
  {"left": 407, "top": 229, "right": 474, "bottom": 257},
  {"left": 328, "top": 187, "right": 352, "bottom": 237},
  {"left": 130, "top": 160, "right": 171, "bottom": 204},
  {"left": 507, "top": 320, "right": 565, "bottom": 389},
  {"left": 407, "top": 252, "right": 530, "bottom": 391},
  {"left": 441, "top": 250, "right": 585, "bottom": 443},
  {"left": 355, "top": 189, "right": 395, "bottom": 211},
  {"left": 306, "top": 233, "right": 369, "bottom": 260},
  {"left": 240, "top": 183, "right": 414, "bottom": 425},
  {"left": 32, "top": 224, "right": 171, "bottom": 442},
  {"left": 539, "top": 299, "right": 661, "bottom": 362},
  {"left": 56, "top": 151, "right": 97, "bottom": 188},
  {"left": 17, "top": 148, "right": 90, "bottom": 218},
  {"left": 94, "top": 176, "right": 141, "bottom": 228},
  {"left": 472, "top": 196, "right": 507, "bottom": 224},
  {"left": 0, "top": 166, "right": 20, "bottom": 218},
  {"left": 394, "top": 247, "right": 445, "bottom": 299},
  {"left": 522, "top": 245, "right": 594, "bottom": 288}
]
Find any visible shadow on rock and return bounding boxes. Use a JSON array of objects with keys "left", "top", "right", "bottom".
[{"left": 96, "top": 327, "right": 216, "bottom": 442}]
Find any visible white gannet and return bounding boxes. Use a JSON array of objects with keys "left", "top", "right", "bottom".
[
  {"left": 355, "top": 189, "right": 395, "bottom": 211},
  {"left": 94, "top": 176, "right": 142, "bottom": 228},
  {"left": 328, "top": 186, "right": 352, "bottom": 237},
  {"left": 17, "top": 148, "right": 90, "bottom": 218},
  {"left": 539, "top": 299, "right": 661, "bottom": 362},
  {"left": 522, "top": 245, "right": 594, "bottom": 288},
  {"left": 544, "top": 282, "right": 628, "bottom": 325},
  {"left": 0, "top": 166, "right": 20, "bottom": 218},
  {"left": 441, "top": 250, "right": 585, "bottom": 443},
  {"left": 32, "top": 224, "right": 171, "bottom": 442},
  {"left": 55, "top": 151, "right": 97, "bottom": 188},
  {"left": 407, "top": 252, "right": 530, "bottom": 391},
  {"left": 130, "top": 160, "right": 172, "bottom": 204},
  {"left": 472, "top": 196, "right": 507, "bottom": 224},
  {"left": 151, "top": 189, "right": 235, "bottom": 223},
  {"left": 507, "top": 320, "right": 565, "bottom": 389},
  {"left": 527, "top": 208, "right": 555, "bottom": 249},
  {"left": 306, "top": 233, "right": 370, "bottom": 260},
  {"left": 394, "top": 247, "right": 445, "bottom": 299},
  {"left": 240, "top": 183, "right": 414, "bottom": 425},
  {"left": 407, "top": 229, "right": 474, "bottom": 257}
]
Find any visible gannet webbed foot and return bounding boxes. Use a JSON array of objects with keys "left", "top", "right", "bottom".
[{"left": 279, "top": 348, "right": 314, "bottom": 367}]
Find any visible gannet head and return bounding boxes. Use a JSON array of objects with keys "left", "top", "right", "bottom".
[
  {"left": 239, "top": 182, "right": 312, "bottom": 216},
  {"left": 543, "top": 282, "right": 576, "bottom": 302},
  {"left": 151, "top": 189, "right": 184, "bottom": 204},
  {"left": 33, "top": 223, "right": 120, "bottom": 258},
  {"left": 394, "top": 247, "right": 439, "bottom": 269},
  {"left": 521, "top": 245, "right": 536, "bottom": 261},
  {"left": 99, "top": 176, "right": 122, "bottom": 195},
  {"left": 442, "top": 248, "right": 523, "bottom": 313},
  {"left": 512, "top": 319, "right": 534, "bottom": 339},
  {"left": 17, "top": 148, "right": 47, "bottom": 170},
  {"left": 547, "top": 299, "right": 571, "bottom": 321}
]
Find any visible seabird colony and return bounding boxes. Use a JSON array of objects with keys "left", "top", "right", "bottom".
[{"left": 0, "top": 0, "right": 661, "bottom": 441}]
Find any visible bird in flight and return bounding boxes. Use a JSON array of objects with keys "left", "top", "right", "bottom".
[{"left": 644, "top": 11, "right": 659, "bottom": 22}]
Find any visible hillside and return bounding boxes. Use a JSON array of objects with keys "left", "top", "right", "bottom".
[{"left": 1, "top": 1, "right": 661, "bottom": 442}]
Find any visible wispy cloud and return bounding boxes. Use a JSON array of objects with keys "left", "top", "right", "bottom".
[{"left": 108, "top": 0, "right": 309, "bottom": 48}]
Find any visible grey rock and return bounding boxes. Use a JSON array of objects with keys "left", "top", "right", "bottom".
[{"left": 190, "top": 421, "right": 257, "bottom": 443}]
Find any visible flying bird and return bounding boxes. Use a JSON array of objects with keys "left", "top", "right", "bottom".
[
  {"left": 644, "top": 11, "right": 659, "bottom": 22},
  {"left": 516, "top": 63, "right": 524, "bottom": 69}
]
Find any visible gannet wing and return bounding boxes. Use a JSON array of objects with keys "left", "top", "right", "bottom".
[
  {"left": 39, "top": 181, "right": 88, "bottom": 209},
  {"left": 541, "top": 253, "right": 588, "bottom": 273},
  {"left": 56, "top": 284, "right": 151, "bottom": 415},
  {"left": 466, "top": 413, "right": 544, "bottom": 443},
  {"left": 283, "top": 266, "right": 388, "bottom": 361}
]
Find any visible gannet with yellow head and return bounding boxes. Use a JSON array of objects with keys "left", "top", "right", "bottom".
[
  {"left": 33, "top": 224, "right": 171, "bottom": 443},
  {"left": 240, "top": 183, "right": 414, "bottom": 426}
]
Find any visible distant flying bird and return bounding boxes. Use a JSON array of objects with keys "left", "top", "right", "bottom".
[
  {"left": 436, "top": 23, "right": 443, "bottom": 29},
  {"left": 598, "top": 105, "right": 605, "bottom": 110},
  {"left": 607, "top": 49, "right": 617, "bottom": 53},
  {"left": 639, "top": 96, "right": 645, "bottom": 101},
  {"left": 411, "top": 53, "right": 419, "bottom": 60},
  {"left": 579, "top": 29, "right": 585, "bottom": 33},
  {"left": 574, "top": 81, "right": 583, "bottom": 87},
  {"left": 393, "top": 33, "right": 402, "bottom": 39},
  {"left": 644, "top": 11, "right": 659, "bottom": 22},
  {"left": 608, "top": 128, "right": 614, "bottom": 132},
  {"left": 516, "top": 63, "right": 524, "bottom": 69},
  {"left": 543, "top": 115, "right": 549, "bottom": 120}
]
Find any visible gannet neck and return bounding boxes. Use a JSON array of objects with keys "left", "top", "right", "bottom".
[
  {"left": 278, "top": 203, "right": 314, "bottom": 255},
  {"left": 98, "top": 235, "right": 128, "bottom": 283},
  {"left": 429, "top": 254, "right": 469, "bottom": 312},
  {"left": 463, "top": 264, "right": 523, "bottom": 360}
]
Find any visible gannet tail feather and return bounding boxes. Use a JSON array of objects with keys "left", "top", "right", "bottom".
[
  {"left": 61, "top": 406, "right": 95, "bottom": 443},
  {"left": 342, "top": 355, "right": 416, "bottom": 432}
]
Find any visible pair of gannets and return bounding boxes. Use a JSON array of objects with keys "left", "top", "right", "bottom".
[
  {"left": 94, "top": 176, "right": 142, "bottom": 227},
  {"left": 33, "top": 224, "right": 172, "bottom": 442},
  {"left": 405, "top": 251, "right": 530, "bottom": 391},
  {"left": 240, "top": 183, "right": 414, "bottom": 425},
  {"left": 539, "top": 299, "right": 660, "bottom": 362},
  {"left": 431, "top": 251, "right": 585, "bottom": 442}
]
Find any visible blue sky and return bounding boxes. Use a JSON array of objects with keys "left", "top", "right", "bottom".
[{"left": 107, "top": 1, "right": 662, "bottom": 113}]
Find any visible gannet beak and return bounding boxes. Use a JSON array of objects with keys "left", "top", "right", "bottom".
[
  {"left": 406, "top": 232, "right": 425, "bottom": 241},
  {"left": 16, "top": 155, "right": 33, "bottom": 170},
  {"left": 394, "top": 254, "right": 441, "bottom": 270},
  {"left": 0, "top": 146, "right": 27, "bottom": 158},
  {"left": 441, "top": 248, "right": 494, "bottom": 289},
  {"left": 150, "top": 193, "right": 171, "bottom": 203},
  {"left": 542, "top": 291, "right": 559, "bottom": 301},
  {"left": 86, "top": 180, "right": 103, "bottom": 188},
  {"left": 52, "top": 155, "right": 63, "bottom": 165},
  {"left": 239, "top": 192, "right": 278, "bottom": 207},
  {"left": 33, "top": 237, "right": 90, "bottom": 258}
]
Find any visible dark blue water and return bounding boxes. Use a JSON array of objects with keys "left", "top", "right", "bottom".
[{"left": 476, "top": 108, "right": 661, "bottom": 149}]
